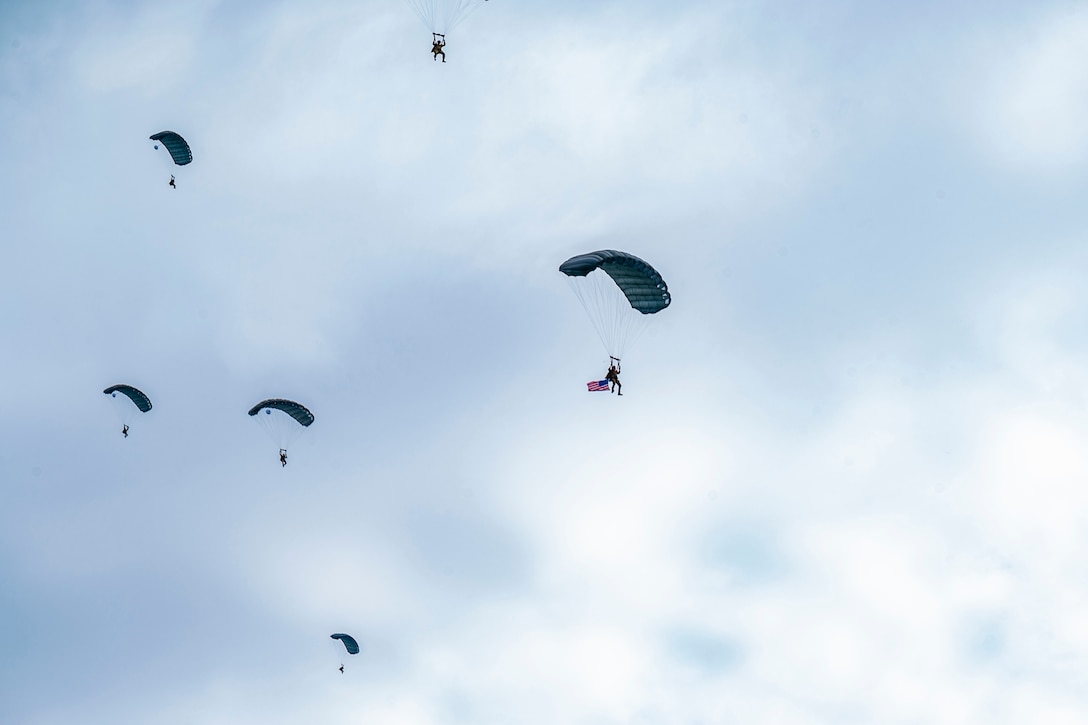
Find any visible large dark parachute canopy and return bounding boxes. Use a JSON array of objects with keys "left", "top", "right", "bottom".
[
  {"left": 247, "top": 399, "right": 315, "bottom": 426},
  {"left": 103, "top": 384, "right": 153, "bottom": 412},
  {"left": 331, "top": 633, "right": 360, "bottom": 655},
  {"left": 559, "top": 249, "right": 671, "bottom": 358},
  {"left": 559, "top": 250, "right": 671, "bottom": 314},
  {"left": 149, "top": 131, "right": 192, "bottom": 166}
]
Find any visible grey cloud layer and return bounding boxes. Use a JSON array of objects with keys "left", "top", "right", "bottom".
[{"left": 3, "top": 0, "right": 1088, "bottom": 723}]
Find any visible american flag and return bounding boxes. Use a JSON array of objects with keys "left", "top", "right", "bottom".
[{"left": 587, "top": 380, "right": 610, "bottom": 392}]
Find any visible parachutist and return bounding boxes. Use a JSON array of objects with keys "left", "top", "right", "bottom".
[
  {"left": 432, "top": 33, "right": 446, "bottom": 62},
  {"left": 104, "top": 386, "right": 152, "bottom": 437},
  {"left": 169, "top": 175, "right": 176, "bottom": 189},
  {"left": 248, "top": 399, "right": 314, "bottom": 463},
  {"left": 558, "top": 251, "right": 671, "bottom": 384},
  {"left": 339, "top": 664, "right": 344, "bottom": 673},
  {"left": 606, "top": 361, "right": 622, "bottom": 395}
]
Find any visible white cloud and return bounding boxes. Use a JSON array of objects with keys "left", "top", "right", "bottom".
[
  {"left": 963, "top": 6, "right": 1088, "bottom": 170},
  {"left": 8, "top": 1, "right": 1088, "bottom": 723},
  {"left": 76, "top": 4, "right": 216, "bottom": 94}
]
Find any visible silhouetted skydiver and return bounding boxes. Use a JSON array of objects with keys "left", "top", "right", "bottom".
[{"left": 606, "top": 358, "right": 622, "bottom": 395}]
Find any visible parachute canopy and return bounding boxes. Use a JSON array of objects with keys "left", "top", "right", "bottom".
[
  {"left": 404, "top": 0, "right": 488, "bottom": 36},
  {"left": 103, "top": 384, "right": 152, "bottom": 412},
  {"left": 559, "top": 250, "right": 671, "bottom": 358},
  {"left": 149, "top": 131, "right": 192, "bottom": 166},
  {"left": 247, "top": 399, "right": 314, "bottom": 427},
  {"left": 559, "top": 250, "right": 671, "bottom": 314},
  {"left": 331, "top": 633, "right": 360, "bottom": 655}
]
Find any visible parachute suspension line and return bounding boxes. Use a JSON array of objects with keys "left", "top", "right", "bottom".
[
  {"left": 107, "top": 392, "right": 131, "bottom": 427},
  {"left": 567, "top": 271, "right": 651, "bottom": 360},
  {"left": 403, "top": 0, "right": 487, "bottom": 36},
  {"left": 445, "top": 0, "right": 487, "bottom": 31},
  {"left": 255, "top": 408, "right": 304, "bottom": 452},
  {"left": 567, "top": 276, "right": 609, "bottom": 353},
  {"left": 328, "top": 637, "right": 345, "bottom": 672}
]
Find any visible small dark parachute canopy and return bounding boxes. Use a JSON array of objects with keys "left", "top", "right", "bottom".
[
  {"left": 103, "top": 384, "right": 153, "bottom": 412},
  {"left": 559, "top": 249, "right": 671, "bottom": 359},
  {"left": 331, "top": 633, "right": 360, "bottom": 655},
  {"left": 149, "top": 131, "right": 192, "bottom": 166},
  {"left": 248, "top": 399, "right": 315, "bottom": 426},
  {"left": 249, "top": 398, "right": 314, "bottom": 455}
]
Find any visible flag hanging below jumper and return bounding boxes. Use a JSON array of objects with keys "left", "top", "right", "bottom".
[{"left": 587, "top": 380, "right": 610, "bottom": 392}]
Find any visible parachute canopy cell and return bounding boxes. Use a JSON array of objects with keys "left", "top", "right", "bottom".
[
  {"left": 330, "top": 633, "right": 360, "bottom": 655},
  {"left": 149, "top": 131, "right": 192, "bottom": 166},
  {"left": 247, "top": 399, "right": 315, "bottom": 427},
  {"left": 103, "top": 384, "right": 152, "bottom": 412},
  {"left": 559, "top": 250, "right": 671, "bottom": 314}
]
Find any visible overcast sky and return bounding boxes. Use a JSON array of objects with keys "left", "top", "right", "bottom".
[{"left": 4, "top": 0, "right": 1088, "bottom": 723}]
